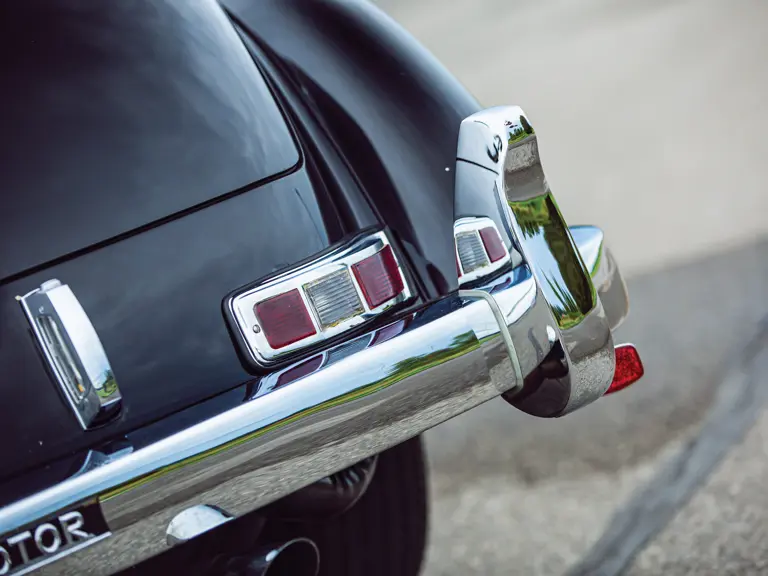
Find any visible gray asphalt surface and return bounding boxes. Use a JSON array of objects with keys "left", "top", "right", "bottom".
[
  {"left": 423, "top": 241, "right": 768, "bottom": 575},
  {"left": 629, "top": 359, "right": 768, "bottom": 576},
  {"left": 374, "top": 0, "right": 768, "bottom": 574}
]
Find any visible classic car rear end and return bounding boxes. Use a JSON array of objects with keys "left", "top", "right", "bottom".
[{"left": 0, "top": 1, "right": 643, "bottom": 574}]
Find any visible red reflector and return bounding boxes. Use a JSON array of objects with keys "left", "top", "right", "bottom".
[
  {"left": 604, "top": 343, "right": 644, "bottom": 395},
  {"left": 352, "top": 245, "right": 405, "bottom": 309},
  {"left": 479, "top": 227, "right": 506, "bottom": 262},
  {"left": 254, "top": 289, "right": 317, "bottom": 349}
]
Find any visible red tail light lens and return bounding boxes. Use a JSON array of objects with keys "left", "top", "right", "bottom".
[
  {"left": 254, "top": 289, "right": 317, "bottom": 349},
  {"left": 352, "top": 245, "right": 405, "bottom": 309},
  {"left": 604, "top": 344, "right": 644, "bottom": 395},
  {"left": 479, "top": 226, "right": 506, "bottom": 263}
]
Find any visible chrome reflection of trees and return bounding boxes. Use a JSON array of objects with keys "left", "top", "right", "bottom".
[
  {"left": 96, "top": 369, "right": 118, "bottom": 399},
  {"left": 105, "top": 328, "right": 483, "bottom": 501},
  {"left": 508, "top": 192, "right": 596, "bottom": 329},
  {"left": 520, "top": 115, "right": 533, "bottom": 134},
  {"left": 508, "top": 115, "right": 535, "bottom": 146},
  {"left": 389, "top": 331, "right": 477, "bottom": 379}
]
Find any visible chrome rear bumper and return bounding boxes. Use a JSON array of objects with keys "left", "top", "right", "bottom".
[
  {"left": 0, "top": 102, "right": 637, "bottom": 575},
  {"left": 0, "top": 272, "right": 551, "bottom": 575}
]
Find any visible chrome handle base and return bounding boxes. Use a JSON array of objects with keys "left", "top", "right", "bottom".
[{"left": 19, "top": 280, "right": 122, "bottom": 429}]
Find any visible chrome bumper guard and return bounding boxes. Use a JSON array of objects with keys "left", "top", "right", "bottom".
[{"left": 0, "top": 278, "right": 549, "bottom": 575}]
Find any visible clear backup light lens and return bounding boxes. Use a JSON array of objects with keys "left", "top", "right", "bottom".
[
  {"left": 304, "top": 269, "right": 364, "bottom": 329},
  {"left": 456, "top": 231, "right": 489, "bottom": 274},
  {"left": 352, "top": 245, "right": 405, "bottom": 309},
  {"left": 479, "top": 226, "right": 506, "bottom": 263},
  {"left": 254, "top": 289, "right": 317, "bottom": 349}
]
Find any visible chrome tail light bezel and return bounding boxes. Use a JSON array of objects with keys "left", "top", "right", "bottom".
[{"left": 224, "top": 231, "right": 413, "bottom": 369}]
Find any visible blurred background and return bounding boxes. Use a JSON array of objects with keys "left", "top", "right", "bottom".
[{"left": 376, "top": 0, "right": 768, "bottom": 574}]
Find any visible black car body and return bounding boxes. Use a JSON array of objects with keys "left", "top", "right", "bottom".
[{"left": 0, "top": 1, "right": 639, "bottom": 574}]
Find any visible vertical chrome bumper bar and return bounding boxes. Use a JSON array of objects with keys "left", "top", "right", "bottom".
[{"left": 455, "top": 105, "right": 622, "bottom": 417}]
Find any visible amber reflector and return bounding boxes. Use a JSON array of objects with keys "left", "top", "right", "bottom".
[
  {"left": 255, "top": 289, "right": 317, "bottom": 349},
  {"left": 604, "top": 344, "right": 644, "bottom": 395}
]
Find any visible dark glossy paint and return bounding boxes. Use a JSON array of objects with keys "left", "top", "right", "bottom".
[
  {"left": 0, "top": 0, "right": 299, "bottom": 281},
  {"left": 0, "top": 168, "right": 342, "bottom": 480},
  {"left": 0, "top": 0, "right": 385, "bottom": 483},
  {"left": 0, "top": 300, "right": 442, "bottom": 507},
  {"left": 224, "top": 0, "right": 481, "bottom": 297},
  {"left": 238, "top": 32, "right": 380, "bottom": 236},
  {"left": 0, "top": 0, "right": 479, "bottom": 496}
]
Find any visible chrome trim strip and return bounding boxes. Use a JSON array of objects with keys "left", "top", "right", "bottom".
[
  {"left": 459, "top": 288, "right": 523, "bottom": 393},
  {"left": 18, "top": 281, "right": 122, "bottom": 429},
  {"left": 0, "top": 286, "right": 543, "bottom": 575},
  {"left": 227, "top": 231, "right": 412, "bottom": 366}
]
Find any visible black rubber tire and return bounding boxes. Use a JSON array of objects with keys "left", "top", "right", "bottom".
[{"left": 262, "top": 436, "right": 429, "bottom": 576}]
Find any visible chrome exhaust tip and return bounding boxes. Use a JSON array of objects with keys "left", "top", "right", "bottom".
[{"left": 235, "top": 537, "right": 320, "bottom": 576}]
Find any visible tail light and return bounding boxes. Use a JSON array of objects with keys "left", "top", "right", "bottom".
[
  {"left": 479, "top": 227, "right": 506, "bottom": 263},
  {"left": 352, "top": 245, "right": 405, "bottom": 309},
  {"left": 227, "top": 232, "right": 412, "bottom": 368},
  {"left": 456, "top": 231, "right": 489, "bottom": 274},
  {"left": 455, "top": 217, "right": 512, "bottom": 284},
  {"left": 604, "top": 344, "right": 644, "bottom": 395},
  {"left": 255, "top": 289, "right": 317, "bottom": 349}
]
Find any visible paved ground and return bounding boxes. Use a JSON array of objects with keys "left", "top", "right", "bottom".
[
  {"left": 629, "top": 365, "right": 768, "bottom": 576},
  {"left": 374, "top": 0, "right": 768, "bottom": 574},
  {"left": 423, "top": 241, "right": 768, "bottom": 575}
]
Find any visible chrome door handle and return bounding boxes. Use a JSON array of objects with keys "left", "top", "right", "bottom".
[{"left": 19, "top": 280, "right": 122, "bottom": 429}]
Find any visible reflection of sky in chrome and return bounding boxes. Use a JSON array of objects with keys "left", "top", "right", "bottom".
[
  {"left": 48, "top": 288, "right": 111, "bottom": 388},
  {"left": 569, "top": 227, "right": 602, "bottom": 275}
]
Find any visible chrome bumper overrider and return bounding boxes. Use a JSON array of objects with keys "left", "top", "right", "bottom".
[{"left": 0, "top": 274, "right": 551, "bottom": 575}]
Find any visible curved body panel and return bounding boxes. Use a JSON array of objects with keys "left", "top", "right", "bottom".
[
  {"left": 224, "top": 0, "right": 481, "bottom": 297},
  {"left": 0, "top": 0, "right": 300, "bottom": 281}
]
